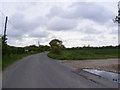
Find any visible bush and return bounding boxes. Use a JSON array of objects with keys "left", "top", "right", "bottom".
[
  {"left": 51, "top": 46, "right": 61, "bottom": 54},
  {"left": 49, "top": 39, "right": 65, "bottom": 55}
]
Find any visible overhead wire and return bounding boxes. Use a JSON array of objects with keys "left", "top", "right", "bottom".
[{"left": 0, "top": 10, "right": 19, "bottom": 34}]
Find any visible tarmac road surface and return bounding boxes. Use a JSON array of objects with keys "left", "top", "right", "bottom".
[{"left": 2, "top": 52, "right": 115, "bottom": 88}]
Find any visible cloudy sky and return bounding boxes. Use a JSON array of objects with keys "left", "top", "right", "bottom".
[{"left": 0, "top": 0, "right": 119, "bottom": 47}]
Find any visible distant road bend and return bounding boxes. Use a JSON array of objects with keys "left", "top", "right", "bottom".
[{"left": 3, "top": 52, "right": 118, "bottom": 88}]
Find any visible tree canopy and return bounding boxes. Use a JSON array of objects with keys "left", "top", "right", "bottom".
[
  {"left": 49, "top": 39, "right": 63, "bottom": 47},
  {"left": 49, "top": 39, "right": 65, "bottom": 54}
]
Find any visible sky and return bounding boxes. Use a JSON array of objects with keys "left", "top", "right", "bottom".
[{"left": 0, "top": 0, "right": 119, "bottom": 47}]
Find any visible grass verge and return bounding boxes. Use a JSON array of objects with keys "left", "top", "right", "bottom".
[
  {"left": 2, "top": 51, "right": 41, "bottom": 70},
  {"left": 48, "top": 48, "right": 119, "bottom": 60}
]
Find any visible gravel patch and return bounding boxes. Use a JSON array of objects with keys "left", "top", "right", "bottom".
[{"left": 58, "top": 59, "right": 119, "bottom": 73}]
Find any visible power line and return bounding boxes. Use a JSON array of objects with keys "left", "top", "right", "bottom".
[
  {"left": 0, "top": 10, "right": 6, "bottom": 16},
  {"left": 7, "top": 19, "right": 19, "bottom": 30},
  {"left": 0, "top": 10, "right": 19, "bottom": 33},
  {"left": 0, "top": 10, "right": 5, "bottom": 35}
]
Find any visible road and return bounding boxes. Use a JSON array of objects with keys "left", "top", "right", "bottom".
[{"left": 3, "top": 52, "right": 112, "bottom": 88}]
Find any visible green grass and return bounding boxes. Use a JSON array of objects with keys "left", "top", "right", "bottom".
[
  {"left": 48, "top": 48, "right": 119, "bottom": 60},
  {"left": 2, "top": 51, "right": 41, "bottom": 70}
]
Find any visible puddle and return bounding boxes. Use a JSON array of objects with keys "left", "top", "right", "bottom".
[{"left": 83, "top": 69, "right": 120, "bottom": 83}]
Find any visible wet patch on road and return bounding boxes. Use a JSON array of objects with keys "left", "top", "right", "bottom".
[
  {"left": 72, "top": 68, "right": 119, "bottom": 88},
  {"left": 83, "top": 69, "right": 120, "bottom": 84}
]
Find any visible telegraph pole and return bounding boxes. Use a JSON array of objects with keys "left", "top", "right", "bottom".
[
  {"left": 2, "top": 16, "right": 8, "bottom": 56},
  {"left": 38, "top": 41, "right": 40, "bottom": 47},
  {"left": 119, "top": 1, "right": 120, "bottom": 47},
  {"left": 3, "top": 16, "right": 8, "bottom": 44},
  {"left": 114, "top": 1, "right": 120, "bottom": 47},
  {"left": 114, "top": 1, "right": 120, "bottom": 24},
  {"left": 117, "top": 1, "right": 120, "bottom": 23}
]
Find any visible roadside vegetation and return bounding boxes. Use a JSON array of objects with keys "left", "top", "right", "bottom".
[
  {"left": 49, "top": 39, "right": 65, "bottom": 54},
  {"left": 1, "top": 35, "right": 50, "bottom": 70},
  {"left": 2, "top": 51, "right": 41, "bottom": 70},
  {"left": 1, "top": 34, "right": 119, "bottom": 70},
  {"left": 48, "top": 39, "right": 119, "bottom": 60}
]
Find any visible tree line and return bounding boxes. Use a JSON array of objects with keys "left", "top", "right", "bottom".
[
  {"left": 1, "top": 33, "right": 119, "bottom": 58},
  {"left": 1, "top": 35, "right": 50, "bottom": 59},
  {"left": 66, "top": 45, "right": 120, "bottom": 50}
]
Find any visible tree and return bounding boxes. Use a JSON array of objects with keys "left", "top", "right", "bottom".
[
  {"left": 2, "top": 35, "right": 7, "bottom": 45},
  {"left": 0, "top": 35, "right": 2, "bottom": 56},
  {"left": 49, "top": 39, "right": 65, "bottom": 54},
  {"left": 49, "top": 39, "right": 62, "bottom": 47},
  {"left": 2, "top": 35, "right": 8, "bottom": 56}
]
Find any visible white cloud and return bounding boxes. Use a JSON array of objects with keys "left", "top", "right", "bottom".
[
  {"left": 0, "top": 1, "right": 118, "bottom": 47},
  {"left": 0, "top": 0, "right": 118, "bottom": 2}
]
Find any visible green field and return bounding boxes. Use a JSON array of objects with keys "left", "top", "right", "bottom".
[{"left": 48, "top": 48, "right": 119, "bottom": 60}]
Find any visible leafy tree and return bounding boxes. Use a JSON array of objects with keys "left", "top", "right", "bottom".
[
  {"left": 2, "top": 35, "right": 7, "bottom": 45},
  {"left": 0, "top": 35, "right": 2, "bottom": 57},
  {"left": 2, "top": 35, "right": 8, "bottom": 56},
  {"left": 39, "top": 45, "right": 50, "bottom": 51},
  {"left": 49, "top": 39, "right": 63, "bottom": 47},
  {"left": 49, "top": 39, "right": 65, "bottom": 54}
]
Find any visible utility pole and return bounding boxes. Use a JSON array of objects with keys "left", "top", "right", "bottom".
[
  {"left": 2, "top": 16, "right": 8, "bottom": 56},
  {"left": 114, "top": 1, "right": 120, "bottom": 47},
  {"left": 3, "top": 16, "right": 8, "bottom": 44},
  {"left": 38, "top": 41, "right": 40, "bottom": 47},
  {"left": 118, "top": 1, "right": 120, "bottom": 23},
  {"left": 114, "top": 1, "right": 120, "bottom": 24}
]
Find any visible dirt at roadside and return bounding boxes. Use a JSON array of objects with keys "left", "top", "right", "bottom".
[{"left": 58, "top": 59, "right": 119, "bottom": 73}]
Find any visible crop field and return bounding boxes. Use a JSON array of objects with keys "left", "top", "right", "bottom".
[{"left": 48, "top": 48, "right": 119, "bottom": 60}]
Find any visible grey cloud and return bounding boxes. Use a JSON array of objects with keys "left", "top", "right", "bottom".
[
  {"left": 47, "top": 6, "right": 64, "bottom": 18},
  {"left": 0, "top": 14, "right": 5, "bottom": 35},
  {"left": 81, "top": 36, "right": 97, "bottom": 41},
  {"left": 29, "top": 31, "right": 49, "bottom": 38},
  {"left": 9, "top": 14, "right": 40, "bottom": 31},
  {"left": 16, "top": 2, "right": 38, "bottom": 11},
  {"left": 47, "top": 17, "right": 77, "bottom": 30},
  {"left": 7, "top": 29, "right": 24, "bottom": 39},
  {"left": 7, "top": 14, "right": 29, "bottom": 39},
  {"left": 110, "top": 29, "right": 118, "bottom": 34},
  {"left": 47, "top": 2, "right": 114, "bottom": 24},
  {"left": 68, "top": 2, "right": 114, "bottom": 24},
  {"left": 8, "top": 13, "right": 48, "bottom": 39},
  {"left": 79, "top": 26, "right": 102, "bottom": 34}
]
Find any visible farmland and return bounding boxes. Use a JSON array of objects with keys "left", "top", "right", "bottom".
[{"left": 48, "top": 47, "right": 119, "bottom": 60}]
